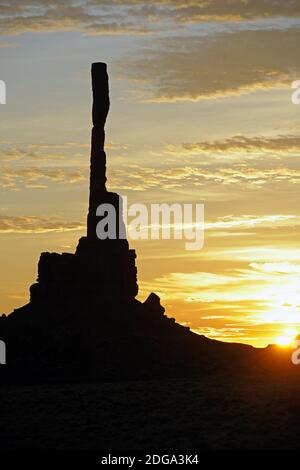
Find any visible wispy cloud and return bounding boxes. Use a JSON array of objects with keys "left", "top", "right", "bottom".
[
  {"left": 118, "top": 29, "right": 300, "bottom": 101},
  {"left": 0, "top": 0, "right": 300, "bottom": 35},
  {"left": 140, "top": 258, "right": 300, "bottom": 341},
  {"left": 0, "top": 215, "right": 84, "bottom": 233},
  {"left": 112, "top": 0, "right": 300, "bottom": 22},
  {"left": 181, "top": 135, "right": 300, "bottom": 154},
  {"left": 0, "top": 166, "right": 87, "bottom": 189},
  {"left": 0, "top": 1, "right": 155, "bottom": 37},
  {"left": 109, "top": 161, "right": 300, "bottom": 192},
  {"left": 206, "top": 214, "right": 300, "bottom": 231},
  {"left": 0, "top": 142, "right": 90, "bottom": 162},
  {"left": 2, "top": 1, "right": 299, "bottom": 38}
]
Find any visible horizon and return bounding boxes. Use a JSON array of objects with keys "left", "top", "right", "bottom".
[{"left": 1, "top": 1, "right": 300, "bottom": 348}]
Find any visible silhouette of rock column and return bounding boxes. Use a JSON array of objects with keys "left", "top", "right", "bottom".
[
  {"left": 75, "top": 62, "right": 138, "bottom": 300},
  {"left": 30, "top": 62, "right": 138, "bottom": 306},
  {"left": 87, "top": 62, "right": 109, "bottom": 238}
]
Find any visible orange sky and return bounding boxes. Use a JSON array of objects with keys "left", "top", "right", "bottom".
[{"left": 1, "top": 1, "right": 300, "bottom": 347}]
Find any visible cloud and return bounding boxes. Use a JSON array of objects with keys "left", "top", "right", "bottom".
[
  {"left": 109, "top": 161, "right": 300, "bottom": 192},
  {"left": 181, "top": 135, "right": 300, "bottom": 154},
  {"left": 0, "top": 215, "right": 84, "bottom": 233},
  {"left": 105, "top": 0, "right": 300, "bottom": 22},
  {"left": 4, "top": 135, "right": 300, "bottom": 193},
  {"left": 103, "top": 132, "right": 300, "bottom": 199},
  {"left": 191, "top": 325, "right": 283, "bottom": 343},
  {"left": 117, "top": 29, "right": 300, "bottom": 101},
  {"left": 0, "top": 166, "right": 87, "bottom": 189},
  {"left": 206, "top": 215, "right": 300, "bottom": 231},
  {"left": 1, "top": 1, "right": 300, "bottom": 37},
  {"left": 127, "top": 213, "right": 300, "bottom": 236},
  {"left": 0, "top": 141, "right": 122, "bottom": 163},
  {"left": 0, "top": 1, "right": 154, "bottom": 36},
  {"left": 168, "top": 0, "right": 300, "bottom": 22},
  {"left": 249, "top": 262, "right": 300, "bottom": 274},
  {"left": 0, "top": 142, "right": 91, "bottom": 189},
  {"left": 0, "top": 143, "right": 81, "bottom": 162},
  {"left": 140, "top": 259, "right": 300, "bottom": 322}
]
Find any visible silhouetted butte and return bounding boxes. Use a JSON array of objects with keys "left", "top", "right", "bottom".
[{"left": 0, "top": 63, "right": 259, "bottom": 383}]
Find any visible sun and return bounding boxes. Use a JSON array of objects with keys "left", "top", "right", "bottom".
[{"left": 275, "top": 329, "right": 298, "bottom": 347}]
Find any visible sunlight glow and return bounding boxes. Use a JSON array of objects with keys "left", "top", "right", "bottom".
[{"left": 275, "top": 329, "right": 298, "bottom": 347}]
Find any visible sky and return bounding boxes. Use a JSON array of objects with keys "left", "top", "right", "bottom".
[{"left": 1, "top": 0, "right": 300, "bottom": 347}]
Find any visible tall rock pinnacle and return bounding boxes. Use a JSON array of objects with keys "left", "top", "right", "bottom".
[
  {"left": 75, "top": 62, "right": 138, "bottom": 300},
  {"left": 87, "top": 62, "right": 109, "bottom": 238}
]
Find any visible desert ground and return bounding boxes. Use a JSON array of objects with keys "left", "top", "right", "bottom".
[{"left": 1, "top": 370, "right": 300, "bottom": 450}]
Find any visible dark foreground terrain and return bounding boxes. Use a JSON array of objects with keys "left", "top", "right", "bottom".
[{"left": 1, "top": 368, "right": 300, "bottom": 450}]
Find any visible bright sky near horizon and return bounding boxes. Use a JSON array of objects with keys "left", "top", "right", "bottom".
[{"left": 1, "top": 1, "right": 300, "bottom": 347}]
